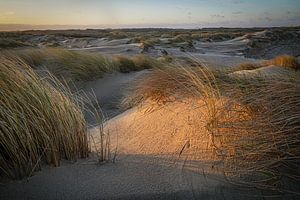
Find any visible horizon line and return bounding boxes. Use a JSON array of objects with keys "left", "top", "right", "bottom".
[{"left": 1, "top": 23, "right": 299, "bottom": 32}]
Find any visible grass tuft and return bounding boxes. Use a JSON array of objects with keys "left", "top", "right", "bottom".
[
  {"left": 0, "top": 56, "right": 89, "bottom": 179},
  {"left": 268, "top": 55, "right": 299, "bottom": 70},
  {"left": 115, "top": 55, "right": 137, "bottom": 73}
]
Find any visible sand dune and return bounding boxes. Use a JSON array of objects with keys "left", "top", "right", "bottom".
[
  {"left": 231, "top": 65, "right": 300, "bottom": 79},
  {"left": 1, "top": 99, "right": 259, "bottom": 200}
]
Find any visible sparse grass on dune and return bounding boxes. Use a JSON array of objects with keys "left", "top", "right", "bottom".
[
  {"left": 235, "top": 55, "right": 300, "bottom": 72},
  {"left": 267, "top": 55, "right": 299, "bottom": 69},
  {"left": 0, "top": 56, "right": 89, "bottom": 179},
  {"left": 210, "top": 76, "right": 300, "bottom": 193},
  {"left": 8, "top": 48, "right": 118, "bottom": 81},
  {"left": 58, "top": 50, "right": 118, "bottom": 81},
  {"left": 234, "top": 62, "right": 262, "bottom": 71},
  {"left": 115, "top": 55, "right": 137, "bottom": 73},
  {"left": 115, "top": 54, "right": 163, "bottom": 73},
  {"left": 123, "top": 64, "right": 219, "bottom": 107},
  {"left": 169, "top": 34, "right": 192, "bottom": 43},
  {"left": 128, "top": 63, "right": 300, "bottom": 195},
  {"left": 0, "top": 38, "right": 31, "bottom": 49},
  {"left": 132, "top": 55, "right": 160, "bottom": 69},
  {"left": 10, "top": 48, "right": 46, "bottom": 67},
  {"left": 4, "top": 48, "right": 159, "bottom": 82}
]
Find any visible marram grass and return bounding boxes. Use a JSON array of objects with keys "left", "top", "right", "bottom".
[{"left": 0, "top": 56, "right": 89, "bottom": 179}]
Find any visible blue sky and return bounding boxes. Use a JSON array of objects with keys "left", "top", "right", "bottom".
[{"left": 0, "top": 0, "right": 299, "bottom": 28}]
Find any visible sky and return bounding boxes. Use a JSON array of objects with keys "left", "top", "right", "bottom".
[{"left": 0, "top": 0, "right": 299, "bottom": 30}]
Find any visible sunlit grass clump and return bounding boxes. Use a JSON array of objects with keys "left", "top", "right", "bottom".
[
  {"left": 0, "top": 56, "right": 89, "bottom": 179},
  {"left": 268, "top": 55, "right": 299, "bottom": 69},
  {"left": 235, "top": 55, "right": 300, "bottom": 72}
]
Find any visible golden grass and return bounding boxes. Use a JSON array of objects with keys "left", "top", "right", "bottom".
[
  {"left": 235, "top": 55, "right": 300, "bottom": 72},
  {"left": 0, "top": 56, "right": 89, "bottom": 179},
  {"left": 268, "top": 55, "right": 299, "bottom": 70},
  {"left": 210, "top": 77, "right": 300, "bottom": 193}
]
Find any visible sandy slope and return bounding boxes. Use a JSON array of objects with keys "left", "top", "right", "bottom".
[
  {"left": 1, "top": 100, "right": 259, "bottom": 200},
  {"left": 231, "top": 65, "right": 300, "bottom": 79},
  {"left": 81, "top": 71, "right": 147, "bottom": 124}
]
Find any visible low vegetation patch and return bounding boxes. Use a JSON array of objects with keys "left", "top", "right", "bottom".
[
  {"left": 209, "top": 76, "right": 300, "bottom": 194},
  {"left": 235, "top": 55, "right": 300, "bottom": 72},
  {"left": 0, "top": 38, "right": 31, "bottom": 49},
  {"left": 268, "top": 55, "right": 299, "bottom": 70},
  {"left": 139, "top": 38, "right": 160, "bottom": 52},
  {"left": 115, "top": 55, "right": 137, "bottom": 73},
  {"left": 3, "top": 48, "right": 160, "bottom": 82},
  {"left": 234, "top": 62, "right": 262, "bottom": 71},
  {"left": 132, "top": 55, "right": 160, "bottom": 69}
]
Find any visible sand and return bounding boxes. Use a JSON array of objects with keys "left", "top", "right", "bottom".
[
  {"left": 81, "top": 70, "right": 148, "bottom": 124},
  {"left": 1, "top": 99, "right": 260, "bottom": 200},
  {"left": 231, "top": 65, "right": 300, "bottom": 79},
  {"left": 0, "top": 40, "right": 285, "bottom": 199}
]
